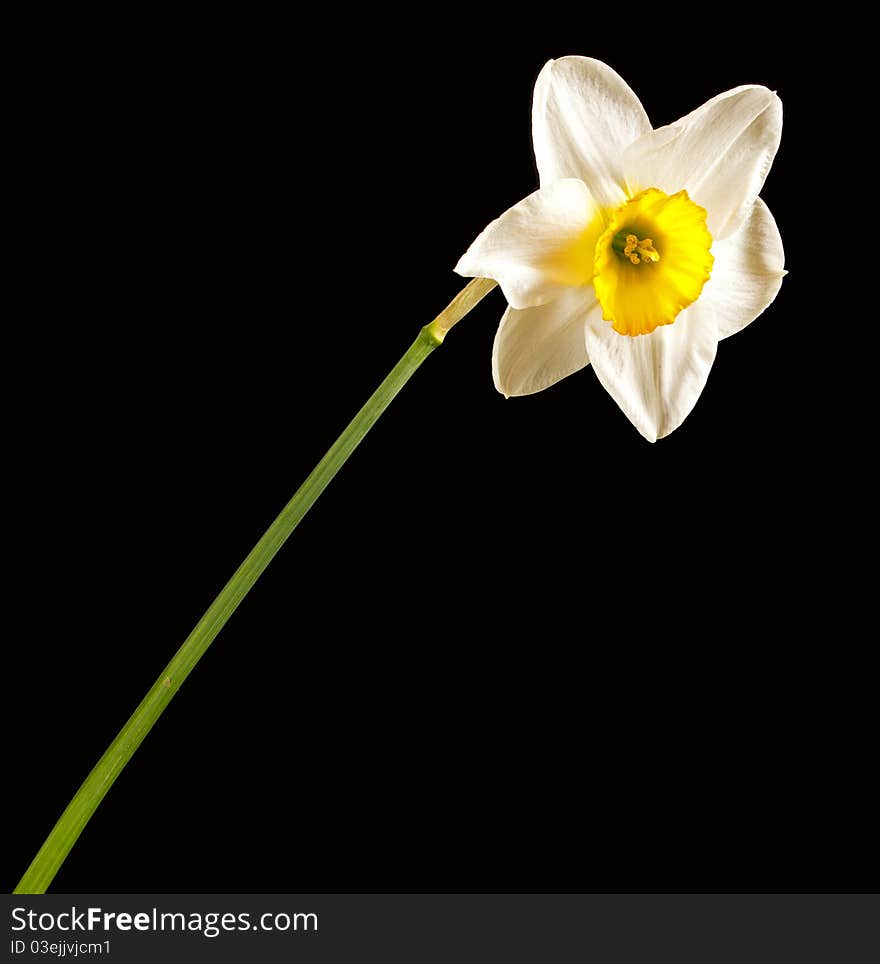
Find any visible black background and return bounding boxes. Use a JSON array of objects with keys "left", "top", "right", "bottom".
[{"left": 6, "top": 13, "right": 870, "bottom": 893}]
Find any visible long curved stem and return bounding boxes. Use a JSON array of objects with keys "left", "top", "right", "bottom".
[{"left": 15, "top": 277, "right": 497, "bottom": 894}]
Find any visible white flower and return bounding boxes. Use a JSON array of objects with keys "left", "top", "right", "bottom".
[{"left": 455, "top": 57, "right": 785, "bottom": 441}]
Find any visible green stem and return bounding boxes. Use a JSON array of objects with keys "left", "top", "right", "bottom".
[{"left": 15, "top": 276, "right": 497, "bottom": 894}]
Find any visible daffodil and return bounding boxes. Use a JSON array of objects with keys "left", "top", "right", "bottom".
[
  {"left": 455, "top": 56, "right": 785, "bottom": 440},
  {"left": 14, "top": 55, "right": 786, "bottom": 895}
]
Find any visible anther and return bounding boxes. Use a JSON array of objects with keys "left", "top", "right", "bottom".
[{"left": 613, "top": 229, "right": 660, "bottom": 265}]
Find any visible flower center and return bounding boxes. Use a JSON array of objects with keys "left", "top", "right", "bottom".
[
  {"left": 593, "top": 188, "right": 714, "bottom": 337},
  {"left": 612, "top": 231, "right": 660, "bottom": 265}
]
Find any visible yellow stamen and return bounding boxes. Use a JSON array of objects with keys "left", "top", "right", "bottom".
[
  {"left": 616, "top": 231, "right": 660, "bottom": 265},
  {"left": 637, "top": 238, "right": 659, "bottom": 263}
]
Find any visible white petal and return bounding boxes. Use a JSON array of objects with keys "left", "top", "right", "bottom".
[
  {"left": 704, "top": 199, "right": 786, "bottom": 340},
  {"left": 455, "top": 179, "right": 599, "bottom": 310},
  {"left": 584, "top": 300, "right": 718, "bottom": 441},
  {"left": 493, "top": 285, "right": 596, "bottom": 397},
  {"left": 532, "top": 57, "right": 651, "bottom": 210},
  {"left": 622, "top": 86, "right": 782, "bottom": 240}
]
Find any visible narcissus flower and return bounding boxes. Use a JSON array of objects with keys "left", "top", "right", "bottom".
[{"left": 455, "top": 57, "right": 785, "bottom": 441}]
